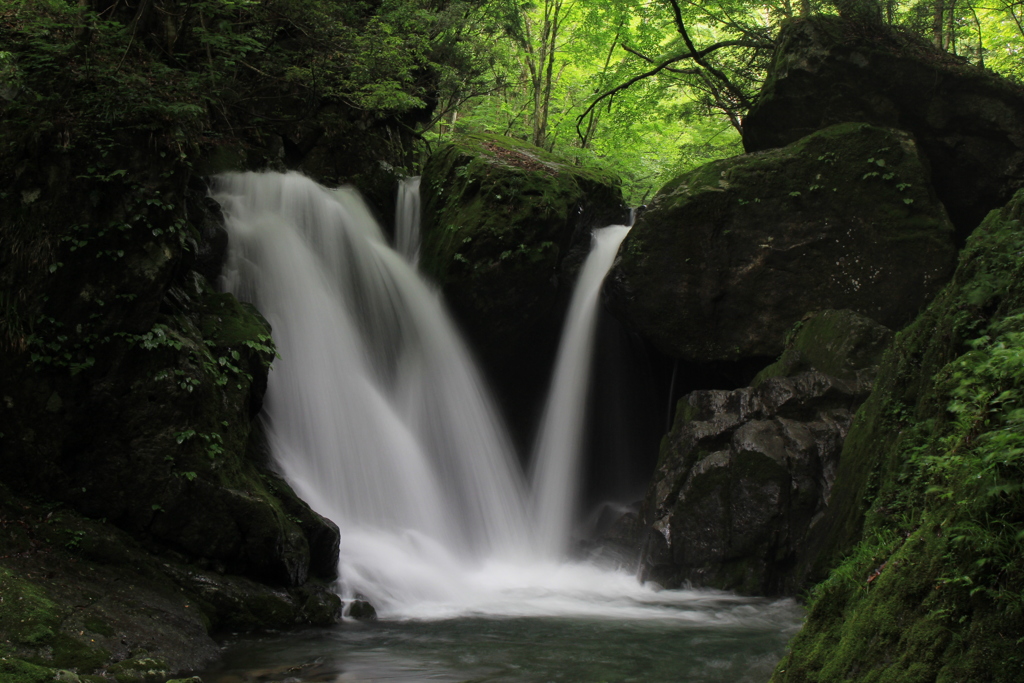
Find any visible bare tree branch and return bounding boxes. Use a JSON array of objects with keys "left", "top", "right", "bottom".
[
  {"left": 575, "top": 35, "right": 766, "bottom": 141},
  {"left": 666, "top": 0, "right": 753, "bottom": 111}
]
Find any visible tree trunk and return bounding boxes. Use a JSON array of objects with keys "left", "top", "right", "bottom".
[
  {"left": 933, "top": 0, "right": 945, "bottom": 49},
  {"left": 832, "top": 0, "right": 884, "bottom": 23}
]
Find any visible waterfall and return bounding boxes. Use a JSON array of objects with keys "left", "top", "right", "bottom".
[
  {"left": 529, "top": 225, "right": 632, "bottom": 557},
  {"left": 394, "top": 176, "right": 421, "bottom": 264},
  {"left": 213, "top": 171, "right": 531, "bottom": 609},
  {"left": 212, "top": 171, "right": 655, "bottom": 617}
]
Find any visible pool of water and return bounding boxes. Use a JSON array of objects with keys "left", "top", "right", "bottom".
[{"left": 198, "top": 589, "right": 801, "bottom": 683}]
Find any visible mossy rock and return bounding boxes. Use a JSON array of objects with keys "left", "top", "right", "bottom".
[
  {"left": 0, "top": 483, "right": 339, "bottom": 677},
  {"left": 744, "top": 15, "right": 1024, "bottom": 238},
  {"left": 420, "top": 132, "right": 624, "bottom": 362},
  {"left": 608, "top": 123, "right": 955, "bottom": 363},
  {"left": 105, "top": 656, "right": 171, "bottom": 683},
  {"left": 0, "top": 658, "right": 60, "bottom": 683},
  {"left": 752, "top": 309, "right": 892, "bottom": 386},
  {"left": 772, "top": 188, "right": 1024, "bottom": 681}
]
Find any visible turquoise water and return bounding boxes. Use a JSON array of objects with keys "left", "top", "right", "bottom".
[{"left": 199, "top": 591, "right": 801, "bottom": 683}]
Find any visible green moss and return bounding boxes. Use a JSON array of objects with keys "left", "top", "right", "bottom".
[
  {"left": 0, "top": 658, "right": 57, "bottom": 683},
  {"left": 106, "top": 656, "right": 170, "bottom": 683},
  {"left": 0, "top": 567, "right": 61, "bottom": 647},
  {"left": 0, "top": 566, "right": 110, "bottom": 675},
  {"left": 773, "top": 189, "right": 1024, "bottom": 682},
  {"left": 198, "top": 291, "right": 273, "bottom": 352},
  {"left": 418, "top": 132, "right": 623, "bottom": 355},
  {"left": 753, "top": 310, "right": 892, "bottom": 385}
]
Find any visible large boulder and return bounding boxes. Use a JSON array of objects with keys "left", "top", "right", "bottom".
[
  {"left": 638, "top": 310, "right": 891, "bottom": 595},
  {"left": 607, "top": 123, "right": 955, "bottom": 363},
  {"left": 743, "top": 15, "right": 1024, "bottom": 237}
]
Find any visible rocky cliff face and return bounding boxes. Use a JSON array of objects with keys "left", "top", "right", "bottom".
[{"left": 770, "top": 188, "right": 1024, "bottom": 683}]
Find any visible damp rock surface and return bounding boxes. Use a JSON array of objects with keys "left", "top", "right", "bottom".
[
  {"left": 608, "top": 123, "right": 955, "bottom": 363},
  {"left": 637, "top": 309, "right": 891, "bottom": 596}
]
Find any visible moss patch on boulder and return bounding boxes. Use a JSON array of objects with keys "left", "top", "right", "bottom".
[
  {"left": 743, "top": 15, "right": 1024, "bottom": 238},
  {"left": 753, "top": 309, "right": 892, "bottom": 386}
]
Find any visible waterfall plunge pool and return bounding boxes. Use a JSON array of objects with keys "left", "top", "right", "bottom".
[{"left": 198, "top": 584, "right": 802, "bottom": 683}]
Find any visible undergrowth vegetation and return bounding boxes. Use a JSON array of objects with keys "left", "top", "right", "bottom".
[{"left": 773, "top": 189, "right": 1024, "bottom": 682}]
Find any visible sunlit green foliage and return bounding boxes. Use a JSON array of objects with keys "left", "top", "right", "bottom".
[{"left": 420, "top": 0, "right": 1023, "bottom": 204}]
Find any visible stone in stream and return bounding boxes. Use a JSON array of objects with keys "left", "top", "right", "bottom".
[{"left": 345, "top": 599, "right": 379, "bottom": 621}]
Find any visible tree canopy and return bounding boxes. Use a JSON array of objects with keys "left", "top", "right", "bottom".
[{"left": 1, "top": 0, "right": 1022, "bottom": 203}]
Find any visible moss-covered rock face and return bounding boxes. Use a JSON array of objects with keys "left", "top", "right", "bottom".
[
  {"left": 0, "top": 485, "right": 340, "bottom": 680},
  {"left": 0, "top": 104, "right": 340, "bottom": 679},
  {"left": 743, "top": 15, "right": 1024, "bottom": 238},
  {"left": 753, "top": 309, "right": 892, "bottom": 386},
  {"left": 772, "top": 189, "right": 1024, "bottom": 682},
  {"left": 420, "top": 133, "right": 625, "bottom": 320},
  {"left": 419, "top": 133, "right": 625, "bottom": 435},
  {"left": 608, "top": 123, "right": 955, "bottom": 363},
  {"left": 0, "top": 265, "right": 337, "bottom": 588},
  {"left": 638, "top": 312, "right": 889, "bottom": 596}
]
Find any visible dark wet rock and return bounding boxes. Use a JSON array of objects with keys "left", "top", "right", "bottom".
[
  {"left": 742, "top": 15, "right": 1024, "bottom": 238},
  {"left": 638, "top": 371, "right": 867, "bottom": 595},
  {"left": 345, "top": 599, "right": 378, "bottom": 621},
  {"left": 163, "top": 564, "right": 341, "bottom": 632},
  {"left": 578, "top": 502, "right": 644, "bottom": 571},
  {"left": 637, "top": 310, "right": 891, "bottom": 595},
  {"left": 0, "top": 486, "right": 340, "bottom": 679},
  {"left": 608, "top": 123, "right": 954, "bottom": 363}
]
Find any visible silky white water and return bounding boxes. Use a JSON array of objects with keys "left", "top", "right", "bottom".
[
  {"left": 530, "top": 225, "right": 632, "bottom": 557},
  {"left": 394, "top": 176, "right": 421, "bottom": 264},
  {"left": 212, "top": 171, "right": 797, "bottom": 637}
]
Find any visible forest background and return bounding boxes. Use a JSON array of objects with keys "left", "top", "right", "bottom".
[{"left": 3, "top": 0, "right": 1024, "bottom": 207}]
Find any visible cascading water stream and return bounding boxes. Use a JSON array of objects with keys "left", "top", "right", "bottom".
[
  {"left": 214, "top": 171, "right": 531, "bottom": 610},
  {"left": 529, "top": 225, "right": 632, "bottom": 557},
  {"left": 210, "top": 171, "right": 800, "bottom": 653},
  {"left": 394, "top": 176, "right": 421, "bottom": 264}
]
